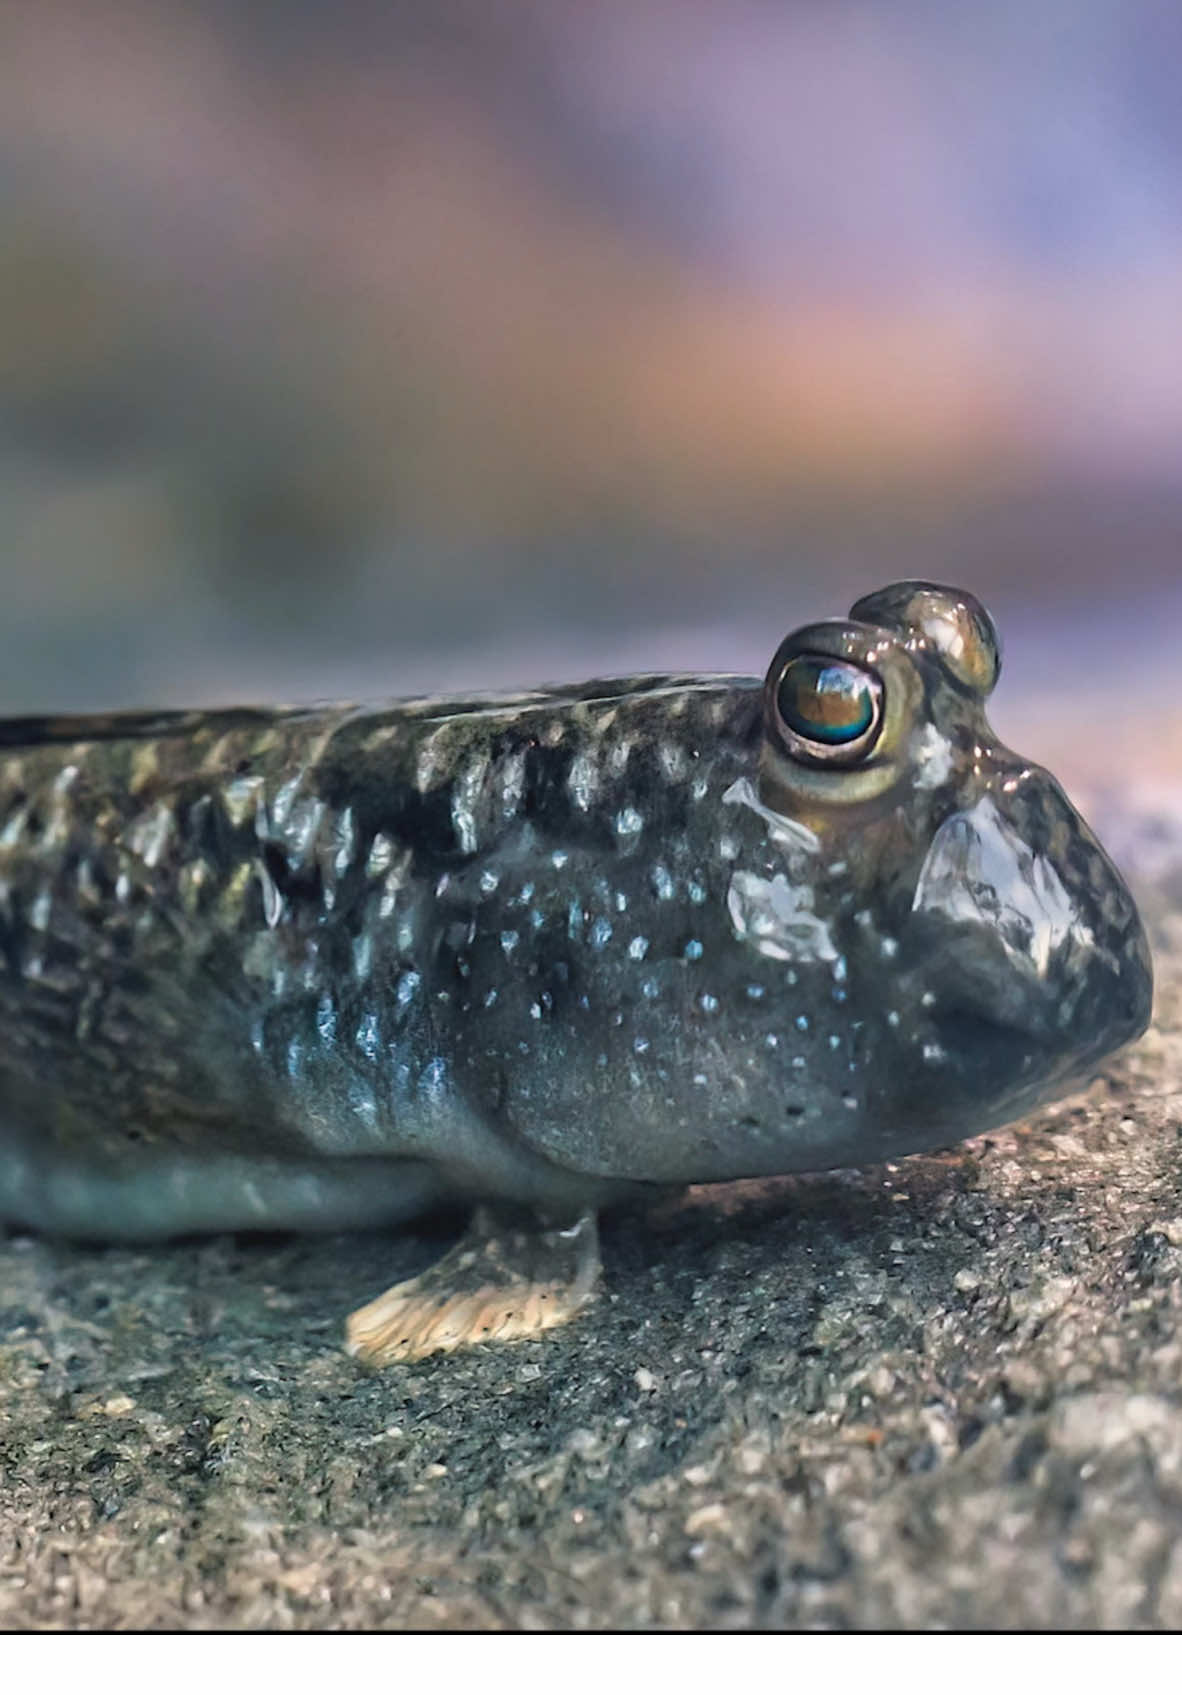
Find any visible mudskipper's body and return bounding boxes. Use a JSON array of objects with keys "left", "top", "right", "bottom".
[{"left": 0, "top": 583, "right": 1153, "bottom": 1361}]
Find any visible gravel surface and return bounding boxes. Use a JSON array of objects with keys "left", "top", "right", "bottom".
[{"left": 3, "top": 832, "right": 1182, "bottom": 1630}]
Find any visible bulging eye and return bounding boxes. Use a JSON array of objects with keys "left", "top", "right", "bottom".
[
  {"left": 848, "top": 580, "right": 1000, "bottom": 697},
  {"left": 773, "top": 655, "right": 883, "bottom": 763}
]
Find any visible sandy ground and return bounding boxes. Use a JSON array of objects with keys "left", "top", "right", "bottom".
[{"left": 3, "top": 814, "right": 1182, "bottom": 1630}]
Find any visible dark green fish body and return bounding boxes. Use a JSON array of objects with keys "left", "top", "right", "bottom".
[{"left": 0, "top": 584, "right": 1153, "bottom": 1244}]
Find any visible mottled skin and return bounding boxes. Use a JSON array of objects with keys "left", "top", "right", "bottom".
[{"left": 0, "top": 584, "right": 1153, "bottom": 1265}]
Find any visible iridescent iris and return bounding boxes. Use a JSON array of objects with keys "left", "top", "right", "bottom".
[{"left": 775, "top": 656, "right": 879, "bottom": 748}]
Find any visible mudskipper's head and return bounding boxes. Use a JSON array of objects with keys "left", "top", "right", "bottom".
[{"left": 740, "top": 579, "right": 1152, "bottom": 1160}]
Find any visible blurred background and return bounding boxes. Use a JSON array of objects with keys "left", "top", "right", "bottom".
[{"left": 2, "top": 0, "right": 1181, "bottom": 828}]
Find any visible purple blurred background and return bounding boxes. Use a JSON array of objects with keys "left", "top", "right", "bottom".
[{"left": 2, "top": 0, "right": 1180, "bottom": 814}]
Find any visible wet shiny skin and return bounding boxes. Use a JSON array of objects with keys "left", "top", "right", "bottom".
[{"left": 0, "top": 582, "right": 1153, "bottom": 1238}]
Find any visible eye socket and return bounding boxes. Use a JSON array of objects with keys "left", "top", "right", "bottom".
[{"left": 772, "top": 654, "right": 884, "bottom": 764}]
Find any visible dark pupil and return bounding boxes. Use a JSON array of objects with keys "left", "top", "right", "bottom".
[{"left": 777, "top": 658, "right": 874, "bottom": 745}]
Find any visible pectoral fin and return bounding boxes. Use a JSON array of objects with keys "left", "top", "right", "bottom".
[{"left": 344, "top": 1206, "right": 600, "bottom": 1365}]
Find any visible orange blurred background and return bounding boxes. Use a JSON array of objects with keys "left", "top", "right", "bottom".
[{"left": 2, "top": 0, "right": 1180, "bottom": 816}]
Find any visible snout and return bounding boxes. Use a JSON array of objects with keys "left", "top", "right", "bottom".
[{"left": 910, "top": 775, "right": 1152, "bottom": 1082}]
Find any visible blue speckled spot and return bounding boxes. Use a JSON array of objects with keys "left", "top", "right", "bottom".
[
  {"left": 355, "top": 1011, "right": 381, "bottom": 1061},
  {"left": 349, "top": 1078, "right": 378, "bottom": 1126},
  {"left": 316, "top": 996, "right": 337, "bottom": 1045},
  {"left": 422, "top": 1057, "right": 448, "bottom": 1104}
]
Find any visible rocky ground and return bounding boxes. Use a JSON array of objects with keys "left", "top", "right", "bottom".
[{"left": 3, "top": 837, "right": 1182, "bottom": 1630}]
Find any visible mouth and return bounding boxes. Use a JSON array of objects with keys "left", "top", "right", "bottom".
[
  {"left": 927, "top": 993, "right": 1141, "bottom": 1128},
  {"left": 929, "top": 1002, "right": 1052, "bottom": 1077}
]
